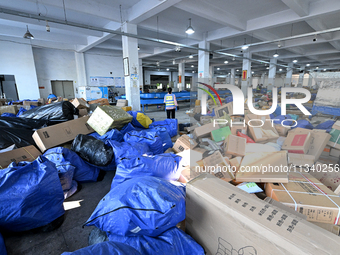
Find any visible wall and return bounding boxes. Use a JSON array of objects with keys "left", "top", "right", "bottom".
[
  {"left": 33, "top": 47, "right": 77, "bottom": 99},
  {"left": 0, "top": 41, "right": 40, "bottom": 100},
  {"left": 84, "top": 53, "right": 124, "bottom": 85}
]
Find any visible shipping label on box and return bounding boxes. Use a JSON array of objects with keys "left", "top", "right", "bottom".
[
  {"left": 186, "top": 174, "right": 340, "bottom": 255},
  {"left": 32, "top": 116, "right": 94, "bottom": 152},
  {"left": 310, "top": 162, "right": 340, "bottom": 195},
  {"left": 224, "top": 134, "right": 246, "bottom": 157},
  {"left": 214, "top": 103, "right": 233, "bottom": 118},
  {"left": 265, "top": 172, "right": 340, "bottom": 225},
  {"left": 282, "top": 132, "right": 311, "bottom": 154},
  {"left": 0, "top": 145, "right": 41, "bottom": 169}
]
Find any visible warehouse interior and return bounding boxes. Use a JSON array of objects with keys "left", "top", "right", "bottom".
[{"left": 2, "top": 0, "right": 340, "bottom": 254}]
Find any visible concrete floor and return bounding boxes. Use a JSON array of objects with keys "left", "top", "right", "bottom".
[{"left": 3, "top": 102, "right": 192, "bottom": 255}]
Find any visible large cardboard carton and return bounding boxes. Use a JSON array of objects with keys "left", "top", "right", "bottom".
[
  {"left": 195, "top": 100, "right": 201, "bottom": 106},
  {"left": 186, "top": 174, "right": 340, "bottom": 255},
  {"left": 265, "top": 172, "right": 340, "bottom": 225},
  {"left": 330, "top": 148, "right": 340, "bottom": 158},
  {"left": 312, "top": 222, "right": 340, "bottom": 235},
  {"left": 224, "top": 134, "right": 246, "bottom": 157},
  {"left": 309, "top": 162, "right": 340, "bottom": 195},
  {"left": 87, "top": 105, "right": 133, "bottom": 136},
  {"left": 322, "top": 145, "right": 331, "bottom": 157},
  {"left": 213, "top": 103, "right": 233, "bottom": 118},
  {"left": 203, "top": 151, "right": 234, "bottom": 181},
  {"left": 274, "top": 124, "right": 290, "bottom": 136},
  {"left": 282, "top": 132, "right": 311, "bottom": 154},
  {"left": 23, "top": 100, "right": 39, "bottom": 107},
  {"left": 228, "top": 156, "right": 242, "bottom": 173},
  {"left": 72, "top": 98, "right": 90, "bottom": 109},
  {"left": 290, "top": 127, "right": 331, "bottom": 160},
  {"left": 172, "top": 134, "right": 198, "bottom": 153},
  {"left": 32, "top": 116, "right": 94, "bottom": 152},
  {"left": 194, "top": 122, "right": 220, "bottom": 138},
  {"left": 288, "top": 153, "right": 315, "bottom": 167},
  {"left": 211, "top": 126, "right": 231, "bottom": 142},
  {"left": 78, "top": 108, "right": 88, "bottom": 117},
  {"left": 245, "top": 114, "right": 279, "bottom": 143},
  {"left": 328, "top": 121, "right": 340, "bottom": 149},
  {"left": 0, "top": 145, "right": 41, "bottom": 169},
  {"left": 236, "top": 151, "right": 289, "bottom": 183},
  {"left": 0, "top": 105, "right": 17, "bottom": 115},
  {"left": 88, "top": 98, "right": 110, "bottom": 106},
  {"left": 230, "top": 124, "right": 247, "bottom": 136},
  {"left": 200, "top": 115, "right": 213, "bottom": 125}
]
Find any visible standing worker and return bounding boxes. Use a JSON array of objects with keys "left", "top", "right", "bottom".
[{"left": 164, "top": 87, "right": 178, "bottom": 119}]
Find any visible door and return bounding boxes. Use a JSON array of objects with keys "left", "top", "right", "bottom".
[
  {"left": 51, "top": 81, "right": 74, "bottom": 99},
  {"left": 0, "top": 75, "right": 18, "bottom": 101}
]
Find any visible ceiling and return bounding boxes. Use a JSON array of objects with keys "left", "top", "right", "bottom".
[{"left": 1, "top": 0, "right": 340, "bottom": 75}]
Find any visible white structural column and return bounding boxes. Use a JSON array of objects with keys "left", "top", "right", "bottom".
[
  {"left": 267, "top": 58, "right": 277, "bottom": 91},
  {"left": 75, "top": 52, "right": 87, "bottom": 89},
  {"left": 122, "top": 22, "right": 140, "bottom": 111},
  {"left": 285, "top": 63, "right": 294, "bottom": 87},
  {"left": 241, "top": 51, "right": 251, "bottom": 96},
  {"left": 298, "top": 65, "right": 305, "bottom": 87},
  {"left": 308, "top": 73, "right": 313, "bottom": 87},
  {"left": 139, "top": 59, "right": 143, "bottom": 90},
  {"left": 178, "top": 62, "right": 185, "bottom": 91},
  {"left": 260, "top": 72, "right": 265, "bottom": 86},
  {"left": 230, "top": 68, "right": 236, "bottom": 85},
  {"left": 198, "top": 40, "right": 210, "bottom": 99}
]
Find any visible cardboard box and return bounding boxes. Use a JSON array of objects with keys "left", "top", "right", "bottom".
[
  {"left": 322, "top": 145, "right": 331, "bottom": 157},
  {"left": 213, "top": 103, "right": 233, "bottom": 118},
  {"left": 228, "top": 156, "right": 242, "bottom": 172},
  {"left": 38, "top": 98, "right": 45, "bottom": 105},
  {"left": 186, "top": 174, "right": 340, "bottom": 255},
  {"left": 274, "top": 124, "right": 290, "bottom": 136},
  {"left": 245, "top": 114, "right": 279, "bottom": 143},
  {"left": 87, "top": 105, "right": 133, "bottom": 136},
  {"left": 88, "top": 98, "right": 110, "bottom": 106},
  {"left": 224, "top": 134, "right": 246, "bottom": 157},
  {"left": 116, "top": 99, "right": 128, "bottom": 107},
  {"left": 72, "top": 98, "right": 90, "bottom": 109},
  {"left": 0, "top": 99, "right": 6, "bottom": 106},
  {"left": 230, "top": 124, "right": 247, "bottom": 136},
  {"left": 172, "top": 135, "right": 198, "bottom": 153},
  {"left": 0, "top": 105, "right": 18, "bottom": 115},
  {"left": 328, "top": 121, "right": 340, "bottom": 149},
  {"left": 194, "top": 105, "right": 201, "bottom": 114},
  {"left": 290, "top": 128, "right": 331, "bottom": 160},
  {"left": 265, "top": 172, "right": 340, "bottom": 225},
  {"left": 194, "top": 122, "right": 220, "bottom": 138},
  {"left": 330, "top": 148, "right": 340, "bottom": 158},
  {"left": 211, "top": 126, "right": 231, "bottom": 142},
  {"left": 0, "top": 145, "right": 41, "bottom": 169},
  {"left": 309, "top": 162, "right": 340, "bottom": 195},
  {"left": 282, "top": 132, "right": 311, "bottom": 154},
  {"left": 236, "top": 151, "right": 289, "bottom": 183},
  {"left": 200, "top": 115, "right": 213, "bottom": 125},
  {"left": 23, "top": 100, "right": 39, "bottom": 107},
  {"left": 288, "top": 153, "right": 315, "bottom": 167},
  {"left": 312, "top": 222, "right": 340, "bottom": 235},
  {"left": 78, "top": 108, "right": 88, "bottom": 117},
  {"left": 32, "top": 116, "right": 94, "bottom": 152},
  {"left": 185, "top": 124, "right": 200, "bottom": 133},
  {"left": 121, "top": 106, "right": 132, "bottom": 111},
  {"left": 203, "top": 151, "right": 234, "bottom": 181},
  {"left": 195, "top": 100, "right": 201, "bottom": 106}
]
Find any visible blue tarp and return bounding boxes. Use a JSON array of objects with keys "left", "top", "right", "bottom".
[
  {"left": 291, "top": 119, "right": 314, "bottom": 130},
  {"left": 44, "top": 147, "right": 100, "bottom": 182},
  {"left": 107, "top": 227, "right": 204, "bottom": 255},
  {"left": 126, "top": 111, "right": 149, "bottom": 129},
  {"left": 61, "top": 241, "right": 141, "bottom": 255},
  {"left": 120, "top": 123, "right": 136, "bottom": 135},
  {"left": 55, "top": 162, "right": 75, "bottom": 192},
  {"left": 106, "top": 140, "right": 152, "bottom": 167},
  {"left": 0, "top": 113, "right": 15, "bottom": 117},
  {"left": 89, "top": 129, "right": 124, "bottom": 142},
  {"left": 225, "top": 96, "right": 233, "bottom": 103},
  {"left": 0, "top": 233, "right": 7, "bottom": 255},
  {"left": 271, "top": 115, "right": 294, "bottom": 126},
  {"left": 149, "top": 119, "right": 178, "bottom": 137},
  {"left": 0, "top": 156, "right": 64, "bottom": 232},
  {"left": 314, "top": 120, "right": 335, "bottom": 133},
  {"left": 146, "top": 127, "right": 172, "bottom": 152},
  {"left": 111, "top": 154, "right": 183, "bottom": 188},
  {"left": 85, "top": 177, "right": 186, "bottom": 237},
  {"left": 124, "top": 130, "right": 163, "bottom": 155}
]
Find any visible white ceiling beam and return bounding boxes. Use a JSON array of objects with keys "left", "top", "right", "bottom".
[
  {"left": 280, "top": 0, "right": 309, "bottom": 17},
  {"left": 174, "top": 0, "right": 246, "bottom": 31}
]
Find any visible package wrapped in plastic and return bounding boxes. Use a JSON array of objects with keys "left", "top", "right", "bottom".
[
  {"left": 111, "top": 154, "right": 183, "bottom": 188},
  {"left": 0, "top": 156, "right": 64, "bottom": 232},
  {"left": 107, "top": 227, "right": 204, "bottom": 255},
  {"left": 84, "top": 177, "right": 186, "bottom": 237},
  {"left": 124, "top": 130, "right": 163, "bottom": 155},
  {"left": 71, "top": 134, "right": 114, "bottom": 167},
  {"left": 61, "top": 241, "right": 141, "bottom": 255},
  {"left": 89, "top": 129, "right": 124, "bottom": 142},
  {"left": 146, "top": 127, "right": 172, "bottom": 152},
  {"left": 127, "top": 111, "right": 152, "bottom": 129},
  {"left": 19, "top": 101, "right": 77, "bottom": 122},
  {"left": 149, "top": 119, "right": 178, "bottom": 137},
  {"left": 44, "top": 147, "right": 100, "bottom": 183},
  {"left": 0, "top": 233, "right": 6, "bottom": 255}
]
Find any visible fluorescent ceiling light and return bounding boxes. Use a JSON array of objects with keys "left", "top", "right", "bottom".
[
  {"left": 224, "top": 60, "right": 228, "bottom": 64},
  {"left": 293, "top": 59, "right": 298, "bottom": 63}
]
